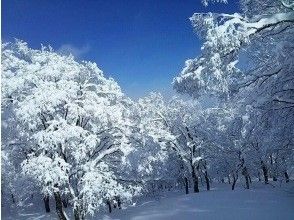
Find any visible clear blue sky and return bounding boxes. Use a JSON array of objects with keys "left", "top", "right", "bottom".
[{"left": 2, "top": 0, "right": 239, "bottom": 99}]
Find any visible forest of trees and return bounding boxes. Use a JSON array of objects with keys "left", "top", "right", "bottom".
[{"left": 1, "top": 0, "right": 293, "bottom": 220}]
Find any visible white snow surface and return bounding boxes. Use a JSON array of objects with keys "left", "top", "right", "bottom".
[{"left": 2, "top": 182, "right": 294, "bottom": 220}]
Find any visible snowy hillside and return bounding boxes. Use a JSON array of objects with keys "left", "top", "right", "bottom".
[{"left": 2, "top": 182, "right": 294, "bottom": 220}]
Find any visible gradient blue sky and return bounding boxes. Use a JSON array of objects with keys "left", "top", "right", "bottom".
[{"left": 2, "top": 0, "right": 239, "bottom": 99}]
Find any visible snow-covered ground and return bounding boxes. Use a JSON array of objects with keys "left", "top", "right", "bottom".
[{"left": 2, "top": 182, "right": 294, "bottom": 220}]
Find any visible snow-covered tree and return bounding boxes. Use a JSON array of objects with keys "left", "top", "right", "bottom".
[
  {"left": 174, "top": 0, "right": 294, "bottom": 100},
  {"left": 2, "top": 40, "right": 139, "bottom": 220},
  {"left": 173, "top": 0, "right": 294, "bottom": 184},
  {"left": 137, "top": 93, "right": 222, "bottom": 193},
  {"left": 132, "top": 93, "right": 177, "bottom": 189}
]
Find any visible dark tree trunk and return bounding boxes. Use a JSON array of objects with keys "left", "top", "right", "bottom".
[
  {"left": 270, "top": 154, "right": 277, "bottom": 181},
  {"left": 11, "top": 194, "right": 16, "bottom": 204},
  {"left": 248, "top": 174, "right": 252, "bottom": 184},
  {"left": 43, "top": 195, "right": 50, "bottom": 213},
  {"left": 242, "top": 167, "right": 250, "bottom": 189},
  {"left": 191, "top": 168, "right": 199, "bottom": 193},
  {"left": 285, "top": 171, "right": 290, "bottom": 183},
  {"left": 62, "top": 197, "right": 68, "bottom": 208},
  {"left": 53, "top": 190, "right": 68, "bottom": 220},
  {"left": 258, "top": 171, "right": 261, "bottom": 181},
  {"left": 184, "top": 177, "right": 189, "bottom": 194},
  {"left": 73, "top": 203, "right": 85, "bottom": 220},
  {"left": 201, "top": 161, "right": 210, "bottom": 191},
  {"left": 74, "top": 206, "right": 82, "bottom": 220},
  {"left": 74, "top": 207, "right": 80, "bottom": 220},
  {"left": 107, "top": 200, "right": 112, "bottom": 213},
  {"left": 204, "top": 171, "right": 210, "bottom": 191},
  {"left": 116, "top": 196, "right": 122, "bottom": 209},
  {"left": 245, "top": 176, "right": 250, "bottom": 189},
  {"left": 232, "top": 173, "right": 238, "bottom": 190},
  {"left": 228, "top": 175, "right": 231, "bottom": 184},
  {"left": 261, "top": 162, "right": 269, "bottom": 184}
]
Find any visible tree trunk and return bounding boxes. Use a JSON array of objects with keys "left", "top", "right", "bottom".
[
  {"left": 184, "top": 177, "right": 189, "bottom": 194},
  {"left": 107, "top": 200, "right": 112, "bottom": 213},
  {"left": 11, "top": 194, "right": 16, "bottom": 204},
  {"left": 228, "top": 175, "right": 231, "bottom": 184},
  {"left": 43, "top": 194, "right": 50, "bottom": 213},
  {"left": 191, "top": 167, "right": 199, "bottom": 193},
  {"left": 242, "top": 167, "right": 250, "bottom": 189},
  {"left": 200, "top": 175, "right": 204, "bottom": 186},
  {"left": 258, "top": 171, "right": 261, "bottom": 181},
  {"left": 204, "top": 171, "right": 210, "bottom": 191},
  {"left": 285, "top": 171, "right": 290, "bottom": 183},
  {"left": 232, "top": 173, "right": 238, "bottom": 190},
  {"left": 53, "top": 190, "right": 68, "bottom": 220},
  {"left": 116, "top": 196, "right": 122, "bottom": 209},
  {"left": 261, "top": 162, "right": 269, "bottom": 184},
  {"left": 270, "top": 154, "right": 277, "bottom": 181},
  {"left": 73, "top": 203, "right": 85, "bottom": 220},
  {"left": 74, "top": 207, "right": 80, "bottom": 220},
  {"left": 245, "top": 176, "right": 250, "bottom": 189},
  {"left": 62, "top": 197, "right": 68, "bottom": 208}
]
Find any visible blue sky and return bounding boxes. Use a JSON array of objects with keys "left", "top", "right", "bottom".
[{"left": 2, "top": 0, "right": 239, "bottom": 99}]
